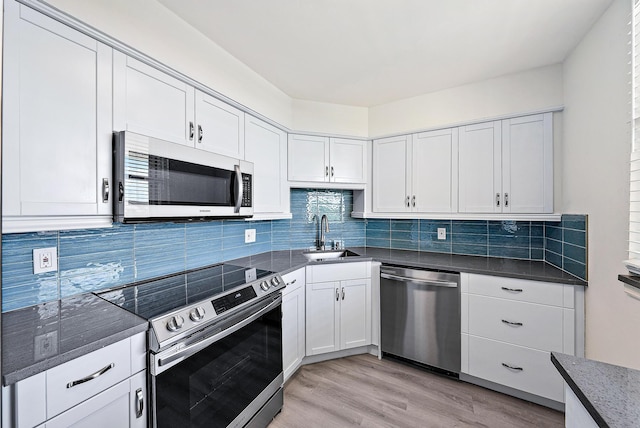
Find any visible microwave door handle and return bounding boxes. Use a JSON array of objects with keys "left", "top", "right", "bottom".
[{"left": 234, "top": 165, "right": 242, "bottom": 213}]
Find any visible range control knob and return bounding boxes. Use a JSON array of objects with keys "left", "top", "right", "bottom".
[
  {"left": 260, "top": 281, "right": 269, "bottom": 291},
  {"left": 270, "top": 277, "right": 280, "bottom": 287},
  {"left": 189, "top": 307, "right": 205, "bottom": 322},
  {"left": 166, "top": 315, "right": 184, "bottom": 332}
]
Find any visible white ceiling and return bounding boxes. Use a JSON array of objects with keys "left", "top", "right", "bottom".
[{"left": 156, "top": 0, "right": 613, "bottom": 107}]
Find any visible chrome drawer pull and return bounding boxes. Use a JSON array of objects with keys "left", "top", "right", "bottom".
[
  {"left": 286, "top": 279, "right": 297, "bottom": 286},
  {"left": 501, "top": 319, "right": 523, "bottom": 326},
  {"left": 336, "top": 288, "right": 340, "bottom": 301},
  {"left": 501, "top": 287, "right": 523, "bottom": 293},
  {"left": 502, "top": 363, "right": 523, "bottom": 371},
  {"left": 66, "top": 363, "right": 114, "bottom": 388}
]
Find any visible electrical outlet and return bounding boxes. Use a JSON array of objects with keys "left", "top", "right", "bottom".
[
  {"left": 33, "top": 247, "right": 58, "bottom": 274},
  {"left": 245, "top": 229, "right": 256, "bottom": 243},
  {"left": 437, "top": 228, "right": 447, "bottom": 240},
  {"left": 34, "top": 331, "right": 58, "bottom": 361}
]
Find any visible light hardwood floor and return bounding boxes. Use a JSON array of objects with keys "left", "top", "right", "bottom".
[{"left": 269, "top": 354, "right": 564, "bottom": 428}]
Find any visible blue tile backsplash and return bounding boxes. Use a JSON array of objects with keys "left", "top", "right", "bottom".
[{"left": 1, "top": 188, "right": 587, "bottom": 312}]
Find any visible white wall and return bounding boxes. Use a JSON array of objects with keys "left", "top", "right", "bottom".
[
  {"left": 292, "top": 99, "right": 368, "bottom": 137},
  {"left": 563, "top": 0, "right": 640, "bottom": 369},
  {"left": 369, "top": 64, "right": 564, "bottom": 137}
]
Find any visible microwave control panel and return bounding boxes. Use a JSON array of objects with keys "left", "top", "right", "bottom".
[{"left": 241, "top": 173, "right": 252, "bottom": 207}]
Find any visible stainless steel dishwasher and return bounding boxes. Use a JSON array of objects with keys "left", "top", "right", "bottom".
[{"left": 380, "top": 265, "right": 460, "bottom": 376}]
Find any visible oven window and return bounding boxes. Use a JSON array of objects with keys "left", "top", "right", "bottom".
[
  {"left": 154, "top": 305, "right": 282, "bottom": 428},
  {"left": 147, "top": 155, "right": 234, "bottom": 206}
]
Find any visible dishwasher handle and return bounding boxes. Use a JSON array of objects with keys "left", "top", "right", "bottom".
[{"left": 380, "top": 272, "right": 458, "bottom": 288}]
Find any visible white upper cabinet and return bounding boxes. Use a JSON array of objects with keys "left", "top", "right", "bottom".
[
  {"left": 372, "top": 135, "right": 411, "bottom": 212},
  {"left": 2, "top": 0, "right": 113, "bottom": 232},
  {"left": 288, "top": 134, "right": 367, "bottom": 184},
  {"left": 502, "top": 113, "right": 553, "bottom": 213},
  {"left": 244, "top": 115, "right": 290, "bottom": 217},
  {"left": 113, "top": 52, "right": 195, "bottom": 147},
  {"left": 195, "top": 91, "right": 245, "bottom": 159},
  {"left": 373, "top": 129, "right": 458, "bottom": 213},
  {"left": 458, "top": 114, "right": 553, "bottom": 214},
  {"left": 114, "top": 52, "right": 245, "bottom": 158},
  {"left": 458, "top": 121, "right": 502, "bottom": 213},
  {"left": 412, "top": 128, "right": 459, "bottom": 213},
  {"left": 330, "top": 138, "right": 367, "bottom": 183}
]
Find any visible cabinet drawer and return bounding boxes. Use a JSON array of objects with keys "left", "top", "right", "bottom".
[
  {"left": 467, "top": 274, "right": 566, "bottom": 307},
  {"left": 467, "top": 335, "right": 564, "bottom": 402},
  {"left": 307, "top": 262, "right": 370, "bottom": 283},
  {"left": 282, "top": 268, "right": 305, "bottom": 295},
  {"left": 468, "top": 295, "right": 564, "bottom": 352},
  {"left": 46, "top": 339, "right": 132, "bottom": 418}
]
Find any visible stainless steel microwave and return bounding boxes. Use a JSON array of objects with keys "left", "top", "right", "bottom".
[{"left": 113, "top": 131, "right": 253, "bottom": 222}]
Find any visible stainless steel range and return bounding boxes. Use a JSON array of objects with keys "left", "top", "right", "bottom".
[{"left": 97, "top": 263, "right": 285, "bottom": 428}]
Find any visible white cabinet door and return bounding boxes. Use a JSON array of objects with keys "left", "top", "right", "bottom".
[
  {"left": 306, "top": 280, "right": 340, "bottom": 355},
  {"left": 329, "top": 138, "right": 367, "bottom": 183},
  {"left": 372, "top": 135, "right": 411, "bottom": 212},
  {"left": 113, "top": 51, "right": 195, "bottom": 147},
  {"left": 288, "top": 134, "right": 330, "bottom": 182},
  {"left": 502, "top": 113, "right": 553, "bottom": 213},
  {"left": 282, "top": 280, "right": 306, "bottom": 381},
  {"left": 412, "top": 128, "right": 458, "bottom": 213},
  {"left": 195, "top": 91, "right": 245, "bottom": 158},
  {"left": 339, "top": 279, "right": 371, "bottom": 350},
  {"left": 458, "top": 121, "right": 502, "bottom": 213},
  {"left": 3, "top": 0, "right": 112, "bottom": 227},
  {"left": 244, "top": 116, "right": 289, "bottom": 216}
]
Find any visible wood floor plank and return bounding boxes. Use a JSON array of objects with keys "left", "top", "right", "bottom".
[{"left": 269, "top": 354, "right": 564, "bottom": 428}]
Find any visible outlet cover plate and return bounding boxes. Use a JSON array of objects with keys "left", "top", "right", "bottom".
[
  {"left": 245, "top": 229, "right": 256, "bottom": 243},
  {"left": 33, "top": 247, "right": 57, "bottom": 274},
  {"left": 437, "top": 228, "right": 447, "bottom": 240}
]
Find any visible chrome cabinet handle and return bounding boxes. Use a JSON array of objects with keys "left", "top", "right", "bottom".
[
  {"left": 406, "top": 196, "right": 410, "bottom": 207},
  {"left": 326, "top": 166, "right": 329, "bottom": 177},
  {"left": 66, "top": 363, "right": 114, "bottom": 388},
  {"left": 336, "top": 288, "right": 339, "bottom": 301},
  {"left": 341, "top": 287, "right": 345, "bottom": 300},
  {"left": 286, "top": 279, "right": 297, "bottom": 286},
  {"left": 501, "top": 287, "right": 523, "bottom": 293},
  {"left": 189, "top": 122, "right": 194, "bottom": 140},
  {"left": 501, "top": 319, "right": 523, "bottom": 326},
  {"left": 198, "top": 125, "right": 203, "bottom": 143},
  {"left": 102, "top": 178, "right": 109, "bottom": 203},
  {"left": 135, "top": 388, "right": 144, "bottom": 418},
  {"left": 331, "top": 166, "right": 334, "bottom": 177},
  {"left": 412, "top": 195, "right": 416, "bottom": 207},
  {"left": 496, "top": 193, "right": 501, "bottom": 207},
  {"left": 505, "top": 193, "right": 509, "bottom": 207},
  {"left": 118, "top": 181, "right": 124, "bottom": 202},
  {"left": 502, "top": 363, "right": 523, "bottom": 371}
]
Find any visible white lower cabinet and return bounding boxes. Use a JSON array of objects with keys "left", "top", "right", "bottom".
[
  {"left": 564, "top": 384, "right": 599, "bottom": 428},
  {"left": 305, "top": 262, "right": 372, "bottom": 356},
  {"left": 281, "top": 268, "right": 306, "bottom": 382},
  {"left": 461, "top": 273, "right": 583, "bottom": 404},
  {"left": 2, "top": 333, "right": 147, "bottom": 428}
]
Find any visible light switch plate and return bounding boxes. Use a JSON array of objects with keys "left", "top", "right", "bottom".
[
  {"left": 245, "top": 229, "right": 256, "bottom": 243},
  {"left": 33, "top": 247, "right": 57, "bottom": 274}
]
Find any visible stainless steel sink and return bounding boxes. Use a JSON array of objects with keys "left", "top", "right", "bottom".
[{"left": 302, "top": 249, "right": 359, "bottom": 261}]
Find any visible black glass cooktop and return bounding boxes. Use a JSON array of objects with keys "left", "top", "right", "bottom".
[{"left": 97, "top": 264, "right": 273, "bottom": 320}]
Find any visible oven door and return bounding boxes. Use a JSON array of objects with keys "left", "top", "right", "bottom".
[{"left": 150, "top": 295, "right": 282, "bottom": 428}]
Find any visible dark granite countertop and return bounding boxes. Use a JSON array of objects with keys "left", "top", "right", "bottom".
[
  {"left": 551, "top": 352, "right": 640, "bottom": 428},
  {"left": 2, "top": 293, "right": 148, "bottom": 386},
  {"left": 230, "top": 247, "right": 587, "bottom": 286}
]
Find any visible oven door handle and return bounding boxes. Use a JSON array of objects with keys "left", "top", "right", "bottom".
[{"left": 153, "top": 296, "right": 281, "bottom": 374}]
